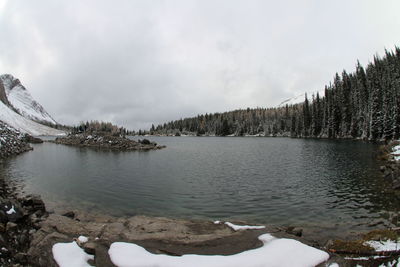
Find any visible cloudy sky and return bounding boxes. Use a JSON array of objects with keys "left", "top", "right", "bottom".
[{"left": 1, "top": 0, "right": 400, "bottom": 130}]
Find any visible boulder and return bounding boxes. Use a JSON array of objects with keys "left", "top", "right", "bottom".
[
  {"left": 21, "top": 194, "right": 46, "bottom": 212},
  {"left": 14, "top": 252, "right": 28, "bottom": 264},
  {"left": 0, "top": 210, "right": 7, "bottom": 224},
  {"left": 393, "top": 179, "right": 400, "bottom": 190},
  {"left": 140, "top": 139, "right": 151, "bottom": 145},
  {"left": 6, "top": 222, "right": 18, "bottom": 231},
  {"left": 286, "top": 226, "right": 303, "bottom": 237},
  {"left": 83, "top": 242, "right": 96, "bottom": 255},
  {"left": 28, "top": 231, "right": 69, "bottom": 267},
  {"left": 62, "top": 211, "right": 75, "bottom": 219}
]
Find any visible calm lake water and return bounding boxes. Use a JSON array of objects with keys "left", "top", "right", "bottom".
[{"left": 1, "top": 137, "right": 399, "bottom": 239}]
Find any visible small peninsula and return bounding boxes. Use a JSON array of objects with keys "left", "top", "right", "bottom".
[{"left": 52, "top": 133, "right": 166, "bottom": 151}]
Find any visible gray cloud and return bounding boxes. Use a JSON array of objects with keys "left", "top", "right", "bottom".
[{"left": 1, "top": 0, "right": 400, "bottom": 130}]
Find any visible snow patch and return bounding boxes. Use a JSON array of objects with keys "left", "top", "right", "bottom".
[
  {"left": 364, "top": 239, "right": 400, "bottom": 252},
  {"left": 224, "top": 222, "right": 265, "bottom": 231},
  {"left": 5, "top": 205, "right": 15, "bottom": 215},
  {"left": 78, "top": 236, "right": 89, "bottom": 243},
  {"left": 345, "top": 255, "right": 389, "bottom": 260},
  {"left": 108, "top": 234, "right": 329, "bottom": 267},
  {"left": 214, "top": 220, "right": 266, "bottom": 231},
  {"left": 392, "top": 143, "right": 400, "bottom": 161},
  {"left": 380, "top": 258, "right": 400, "bottom": 267},
  {"left": 52, "top": 241, "right": 94, "bottom": 267}
]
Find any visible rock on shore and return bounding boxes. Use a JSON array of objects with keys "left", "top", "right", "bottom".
[
  {"left": 379, "top": 141, "right": 400, "bottom": 192},
  {"left": 51, "top": 133, "right": 166, "bottom": 151}
]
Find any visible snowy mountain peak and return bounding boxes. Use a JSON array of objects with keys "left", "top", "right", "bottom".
[
  {"left": 277, "top": 91, "right": 324, "bottom": 108},
  {"left": 0, "top": 74, "right": 65, "bottom": 136},
  {"left": 0, "top": 74, "right": 57, "bottom": 125},
  {"left": 278, "top": 94, "right": 306, "bottom": 107}
]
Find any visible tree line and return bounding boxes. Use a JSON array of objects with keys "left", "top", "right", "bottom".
[
  {"left": 147, "top": 47, "right": 400, "bottom": 141},
  {"left": 71, "top": 120, "right": 129, "bottom": 136}
]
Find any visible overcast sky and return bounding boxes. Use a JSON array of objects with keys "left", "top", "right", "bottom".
[{"left": 1, "top": 0, "right": 400, "bottom": 130}]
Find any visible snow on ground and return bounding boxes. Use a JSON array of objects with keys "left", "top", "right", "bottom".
[
  {"left": 392, "top": 143, "right": 400, "bottom": 161},
  {"left": 214, "top": 221, "right": 266, "bottom": 231},
  {"left": 364, "top": 239, "right": 400, "bottom": 252},
  {"left": 52, "top": 241, "right": 94, "bottom": 267},
  {"left": 339, "top": 239, "right": 400, "bottom": 266},
  {"left": 349, "top": 239, "right": 400, "bottom": 266},
  {"left": 0, "top": 101, "right": 65, "bottom": 136},
  {"left": 379, "top": 258, "right": 400, "bottom": 267},
  {"left": 108, "top": 234, "right": 329, "bottom": 267},
  {"left": 345, "top": 255, "right": 390, "bottom": 261},
  {"left": 0, "top": 74, "right": 57, "bottom": 124}
]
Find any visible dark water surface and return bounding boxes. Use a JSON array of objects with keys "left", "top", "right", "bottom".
[{"left": 1, "top": 137, "right": 399, "bottom": 239}]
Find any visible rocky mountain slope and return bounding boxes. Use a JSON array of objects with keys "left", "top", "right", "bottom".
[
  {"left": 0, "top": 74, "right": 57, "bottom": 124},
  {"left": 0, "top": 74, "right": 64, "bottom": 136}
]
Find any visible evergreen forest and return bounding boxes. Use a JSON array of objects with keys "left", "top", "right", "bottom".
[{"left": 148, "top": 47, "right": 400, "bottom": 141}]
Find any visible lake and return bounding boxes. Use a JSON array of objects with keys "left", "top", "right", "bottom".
[{"left": 1, "top": 137, "right": 399, "bottom": 240}]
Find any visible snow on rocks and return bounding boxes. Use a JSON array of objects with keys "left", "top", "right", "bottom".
[
  {"left": 0, "top": 121, "right": 32, "bottom": 158},
  {"left": 52, "top": 241, "right": 94, "bottom": 267},
  {"left": 392, "top": 143, "right": 400, "bottom": 161},
  {"left": 78, "top": 236, "right": 89, "bottom": 243},
  {"left": 108, "top": 233, "right": 329, "bottom": 267},
  {"left": 225, "top": 222, "right": 265, "bottom": 231},
  {"left": 214, "top": 221, "right": 266, "bottom": 231},
  {"left": 6, "top": 205, "right": 16, "bottom": 215},
  {"left": 381, "top": 258, "right": 400, "bottom": 267},
  {"left": 364, "top": 239, "right": 400, "bottom": 252}
]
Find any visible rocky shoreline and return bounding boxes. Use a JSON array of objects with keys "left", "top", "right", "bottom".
[
  {"left": 0, "top": 122, "right": 33, "bottom": 158},
  {"left": 28, "top": 212, "right": 273, "bottom": 266},
  {"left": 24, "top": 206, "right": 400, "bottom": 266},
  {"left": 51, "top": 133, "right": 166, "bottom": 151},
  {"left": 1, "top": 193, "right": 399, "bottom": 267},
  {"left": 0, "top": 122, "right": 47, "bottom": 266},
  {"left": 0, "top": 179, "right": 48, "bottom": 266}
]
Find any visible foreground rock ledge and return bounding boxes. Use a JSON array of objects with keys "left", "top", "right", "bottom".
[
  {"left": 28, "top": 213, "right": 293, "bottom": 266},
  {"left": 51, "top": 133, "right": 166, "bottom": 151}
]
